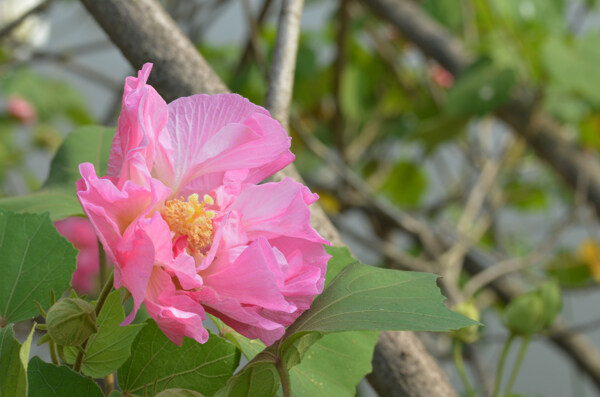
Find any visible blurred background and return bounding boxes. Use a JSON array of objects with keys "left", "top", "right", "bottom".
[{"left": 2, "top": 0, "right": 600, "bottom": 396}]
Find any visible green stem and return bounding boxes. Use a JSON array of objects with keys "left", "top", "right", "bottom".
[
  {"left": 73, "top": 270, "right": 114, "bottom": 372},
  {"left": 453, "top": 339, "right": 475, "bottom": 397},
  {"left": 275, "top": 357, "right": 292, "bottom": 397},
  {"left": 493, "top": 333, "right": 515, "bottom": 397},
  {"left": 504, "top": 336, "right": 531, "bottom": 396},
  {"left": 48, "top": 339, "right": 59, "bottom": 365},
  {"left": 98, "top": 240, "right": 107, "bottom": 292}
]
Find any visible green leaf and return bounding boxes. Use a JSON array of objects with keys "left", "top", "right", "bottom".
[
  {"left": 213, "top": 356, "right": 280, "bottom": 397},
  {"left": 288, "top": 331, "right": 379, "bottom": 397},
  {"left": 379, "top": 161, "right": 428, "bottom": 207},
  {"left": 542, "top": 34, "right": 600, "bottom": 108},
  {"left": 0, "top": 187, "right": 83, "bottom": 221},
  {"left": 0, "top": 125, "right": 114, "bottom": 221},
  {"left": 64, "top": 291, "right": 144, "bottom": 378},
  {"left": 0, "top": 324, "right": 34, "bottom": 397},
  {"left": 546, "top": 252, "right": 594, "bottom": 288},
  {"left": 286, "top": 262, "right": 476, "bottom": 335},
  {"left": 109, "top": 391, "right": 124, "bottom": 397},
  {"left": 445, "top": 59, "right": 516, "bottom": 116},
  {"left": 504, "top": 179, "right": 548, "bottom": 211},
  {"left": 1, "top": 69, "right": 95, "bottom": 125},
  {"left": 0, "top": 210, "right": 77, "bottom": 325},
  {"left": 118, "top": 320, "right": 240, "bottom": 396},
  {"left": 27, "top": 356, "right": 103, "bottom": 397},
  {"left": 44, "top": 126, "right": 115, "bottom": 189}
]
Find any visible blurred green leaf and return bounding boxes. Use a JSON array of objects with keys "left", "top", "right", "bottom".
[
  {"left": 445, "top": 59, "right": 516, "bottom": 116},
  {"left": 44, "top": 126, "right": 115, "bottom": 189},
  {"left": 504, "top": 179, "right": 548, "bottom": 211},
  {"left": 380, "top": 161, "right": 428, "bottom": 207},
  {"left": 0, "top": 187, "right": 83, "bottom": 221},
  {"left": 542, "top": 34, "right": 600, "bottom": 108},
  {"left": 0, "top": 210, "right": 76, "bottom": 325},
  {"left": 1, "top": 69, "right": 94, "bottom": 124},
  {"left": 546, "top": 252, "right": 594, "bottom": 288}
]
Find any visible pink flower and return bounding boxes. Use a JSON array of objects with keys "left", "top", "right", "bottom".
[
  {"left": 76, "top": 64, "right": 330, "bottom": 346},
  {"left": 7, "top": 96, "right": 37, "bottom": 124},
  {"left": 54, "top": 217, "right": 111, "bottom": 294}
]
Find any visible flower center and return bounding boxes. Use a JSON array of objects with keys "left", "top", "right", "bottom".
[{"left": 161, "top": 193, "right": 215, "bottom": 252}]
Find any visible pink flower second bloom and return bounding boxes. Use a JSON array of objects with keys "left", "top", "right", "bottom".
[
  {"left": 54, "top": 216, "right": 107, "bottom": 294},
  {"left": 76, "top": 64, "right": 330, "bottom": 346}
]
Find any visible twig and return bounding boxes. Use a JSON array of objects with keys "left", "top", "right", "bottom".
[
  {"left": 265, "top": 0, "right": 304, "bottom": 130},
  {"left": 0, "top": 0, "right": 52, "bottom": 40},
  {"left": 233, "top": 0, "right": 273, "bottom": 78}
]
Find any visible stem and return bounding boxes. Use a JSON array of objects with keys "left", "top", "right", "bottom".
[
  {"left": 493, "top": 333, "right": 515, "bottom": 397},
  {"left": 98, "top": 240, "right": 107, "bottom": 292},
  {"left": 453, "top": 339, "right": 475, "bottom": 397},
  {"left": 275, "top": 357, "right": 292, "bottom": 397},
  {"left": 48, "top": 339, "right": 59, "bottom": 365},
  {"left": 504, "top": 336, "right": 531, "bottom": 396},
  {"left": 73, "top": 270, "right": 114, "bottom": 372},
  {"left": 95, "top": 270, "right": 115, "bottom": 317},
  {"left": 105, "top": 373, "right": 114, "bottom": 395}
]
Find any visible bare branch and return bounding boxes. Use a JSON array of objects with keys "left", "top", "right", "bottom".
[
  {"left": 265, "top": 0, "right": 304, "bottom": 130},
  {"left": 0, "top": 0, "right": 52, "bottom": 40}
]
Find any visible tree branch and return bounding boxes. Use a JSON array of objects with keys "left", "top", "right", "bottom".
[
  {"left": 265, "top": 0, "right": 304, "bottom": 131},
  {"left": 78, "top": 0, "right": 459, "bottom": 396}
]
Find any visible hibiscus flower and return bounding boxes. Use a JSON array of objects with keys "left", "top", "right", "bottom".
[{"left": 76, "top": 64, "right": 329, "bottom": 345}]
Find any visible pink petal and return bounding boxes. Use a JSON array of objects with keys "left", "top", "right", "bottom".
[
  {"left": 153, "top": 94, "right": 293, "bottom": 193},
  {"left": 203, "top": 238, "right": 295, "bottom": 312},
  {"left": 145, "top": 268, "right": 208, "bottom": 345},
  {"left": 54, "top": 217, "right": 102, "bottom": 294},
  {"left": 228, "top": 177, "right": 328, "bottom": 244},
  {"left": 107, "top": 63, "right": 169, "bottom": 188}
]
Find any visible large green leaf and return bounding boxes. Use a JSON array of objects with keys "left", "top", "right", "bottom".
[
  {"left": 445, "top": 59, "right": 516, "bottom": 116},
  {"left": 286, "top": 262, "right": 476, "bottom": 335},
  {"left": 0, "top": 210, "right": 77, "bottom": 325},
  {"left": 44, "top": 126, "right": 115, "bottom": 189},
  {"left": 118, "top": 320, "right": 240, "bottom": 396},
  {"left": 0, "top": 188, "right": 82, "bottom": 221},
  {"left": 27, "top": 357, "right": 103, "bottom": 397},
  {"left": 0, "top": 324, "right": 34, "bottom": 397},
  {"left": 64, "top": 291, "right": 144, "bottom": 378}
]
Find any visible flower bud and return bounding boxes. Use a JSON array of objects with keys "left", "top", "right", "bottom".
[
  {"left": 155, "top": 389, "right": 204, "bottom": 397},
  {"left": 46, "top": 298, "right": 97, "bottom": 346},
  {"left": 452, "top": 301, "right": 481, "bottom": 343},
  {"left": 504, "top": 292, "right": 545, "bottom": 336},
  {"left": 538, "top": 281, "right": 562, "bottom": 328}
]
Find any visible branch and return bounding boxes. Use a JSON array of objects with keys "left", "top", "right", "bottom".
[
  {"left": 0, "top": 0, "right": 52, "bottom": 40},
  {"left": 78, "top": 1, "right": 458, "bottom": 396},
  {"left": 265, "top": 0, "right": 304, "bottom": 131}
]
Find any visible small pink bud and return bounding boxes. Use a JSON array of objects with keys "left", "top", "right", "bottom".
[
  {"left": 7, "top": 96, "right": 37, "bottom": 124},
  {"left": 431, "top": 65, "right": 454, "bottom": 88}
]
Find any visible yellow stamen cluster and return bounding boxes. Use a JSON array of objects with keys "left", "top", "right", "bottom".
[{"left": 161, "top": 193, "right": 215, "bottom": 252}]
